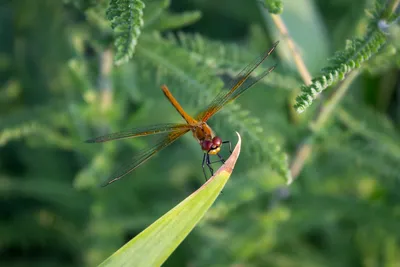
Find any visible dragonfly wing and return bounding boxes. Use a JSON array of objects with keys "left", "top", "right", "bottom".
[
  {"left": 86, "top": 123, "right": 191, "bottom": 143},
  {"left": 101, "top": 129, "right": 190, "bottom": 186},
  {"left": 196, "top": 41, "right": 279, "bottom": 122}
]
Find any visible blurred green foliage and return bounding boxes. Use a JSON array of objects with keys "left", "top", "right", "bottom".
[{"left": 1, "top": 0, "right": 400, "bottom": 266}]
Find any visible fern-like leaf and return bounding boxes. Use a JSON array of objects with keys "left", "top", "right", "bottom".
[
  {"left": 169, "top": 32, "right": 300, "bottom": 91},
  {"left": 0, "top": 102, "right": 77, "bottom": 149},
  {"left": 293, "top": 1, "right": 400, "bottom": 113},
  {"left": 0, "top": 122, "right": 39, "bottom": 146},
  {"left": 365, "top": 43, "right": 400, "bottom": 74},
  {"left": 148, "top": 10, "right": 202, "bottom": 31},
  {"left": 259, "top": 0, "right": 284, "bottom": 14},
  {"left": 63, "top": 0, "right": 96, "bottom": 10},
  {"left": 143, "top": 0, "right": 169, "bottom": 27},
  {"left": 106, "top": 0, "right": 145, "bottom": 65},
  {"left": 294, "top": 28, "right": 386, "bottom": 113}
]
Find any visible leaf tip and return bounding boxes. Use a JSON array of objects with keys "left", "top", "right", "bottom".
[{"left": 220, "top": 132, "right": 241, "bottom": 174}]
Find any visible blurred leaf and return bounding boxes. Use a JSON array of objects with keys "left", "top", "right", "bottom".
[
  {"left": 259, "top": 0, "right": 284, "bottom": 14},
  {"left": 148, "top": 10, "right": 202, "bottom": 31},
  {"left": 106, "top": 0, "right": 145, "bottom": 65},
  {"left": 266, "top": 0, "right": 330, "bottom": 73},
  {"left": 294, "top": 30, "right": 386, "bottom": 113}
]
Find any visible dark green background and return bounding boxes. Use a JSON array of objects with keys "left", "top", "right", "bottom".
[{"left": 1, "top": 0, "right": 400, "bottom": 266}]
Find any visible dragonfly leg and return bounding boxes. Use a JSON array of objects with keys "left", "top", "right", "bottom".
[
  {"left": 210, "top": 159, "right": 223, "bottom": 164},
  {"left": 223, "top": 140, "right": 232, "bottom": 154},
  {"left": 201, "top": 153, "right": 208, "bottom": 181},
  {"left": 217, "top": 153, "right": 225, "bottom": 164},
  {"left": 206, "top": 153, "right": 214, "bottom": 177},
  {"left": 211, "top": 154, "right": 226, "bottom": 195},
  {"left": 202, "top": 151, "right": 226, "bottom": 181}
]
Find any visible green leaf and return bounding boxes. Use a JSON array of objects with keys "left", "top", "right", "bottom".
[
  {"left": 148, "top": 10, "right": 202, "bottom": 31},
  {"left": 143, "top": 0, "right": 170, "bottom": 27},
  {"left": 98, "top": 133, "right": 242, "bottom": 267},
  {"left": 259, "top": 0, "right": 283, "bottom": 14},
  {"left": 106, "top": 0, "right": 145, "bottom": 65},
  {"left": 294, "top": 30, "right": 386, "bottom": 113},
  {"left": 293, "top": 2, "right": 390, "bottom": 113}
]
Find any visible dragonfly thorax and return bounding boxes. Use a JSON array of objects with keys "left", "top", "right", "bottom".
[{"left": 192, "top": 122, "right": 220, "bottom": 154}]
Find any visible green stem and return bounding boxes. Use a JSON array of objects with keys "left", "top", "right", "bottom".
[
  {"left": 99, "top": 49, "right": 113, "bottom": 112},
  {"left": 312, "top": 70, "right": 359, "bottom": 131},
  {"left": 290, "top": 71, "right": 360, "bottom": 179},
  {"left": 383, "top": 0, "right": 400, "bottom": 20}
]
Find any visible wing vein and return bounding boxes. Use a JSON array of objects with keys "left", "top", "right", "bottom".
[
  {"left": 86, "top": 123, "right": 191, "bottom": 143},
  {"left": 102, "top": 129, "right": 190, "bottom": 186},
  {"left": 197, "top": 41, "right": 279, "bottom": 121}
]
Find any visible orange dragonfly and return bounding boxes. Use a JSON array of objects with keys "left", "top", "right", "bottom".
[{"left": 86, "top": 41, "right": 279, "bottom": 186}]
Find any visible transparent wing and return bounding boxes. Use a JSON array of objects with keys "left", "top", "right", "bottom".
[
  {"left": 85, "top": 123, "right": 191, "bottom": 143},
  {"left": 101, "top": 129, "right": 190, "bottom": 186},
  {"left": 196, "top": 41, "right": 279, "bottom": 122}
]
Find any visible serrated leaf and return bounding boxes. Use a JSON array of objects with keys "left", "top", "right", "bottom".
[
  {"left": 259, "top": 0, "right": 283, "bottom": 14},
  {"left": 106, "top": 0, "right": 145, "bottom": 65}
]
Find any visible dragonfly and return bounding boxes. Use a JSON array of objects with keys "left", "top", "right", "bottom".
[{"left": 86, "top": 41, "right": 279, "bottom": 186}]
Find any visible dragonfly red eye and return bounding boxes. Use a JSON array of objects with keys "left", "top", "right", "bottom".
[
  {"left": 201, "top": 140, "right": 213, "bottom": 151},
  {"left": 212, "top": 136, "right": 222, "bottom": 147}
]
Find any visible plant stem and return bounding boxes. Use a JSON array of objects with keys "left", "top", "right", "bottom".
[
  {"left": 312, "top": 71, "right": 359, "bottom": 130},
  {"left": 99, "top": 49, "right": 113, "bottom": 112},
  {"left": 385, "top": 0, "right": 400, "bottom": 20},
  {"left": 289, "top": 70, "right": 360, "bottom": 179},
  {"left": 257, "top": 2, "right": 311, "bottom": 85},
  {"left": 270, "top": 14, "right": 312, "bottom": 85},
  {"left": 259, "top": 6, "right": 313, "bottom": 124}
]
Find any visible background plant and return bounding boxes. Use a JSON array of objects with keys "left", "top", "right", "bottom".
[{"left": 1, "top": 0, "right": 400, "bottom": 266}]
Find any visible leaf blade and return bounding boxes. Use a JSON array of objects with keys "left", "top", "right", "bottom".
[{"left": 99, "top": 133, "right": 242, "bottom": 267}]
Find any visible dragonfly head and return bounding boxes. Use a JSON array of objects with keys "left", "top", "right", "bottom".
[{"left": 201, "top": 136, "right": 222, "bottom": 154}]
